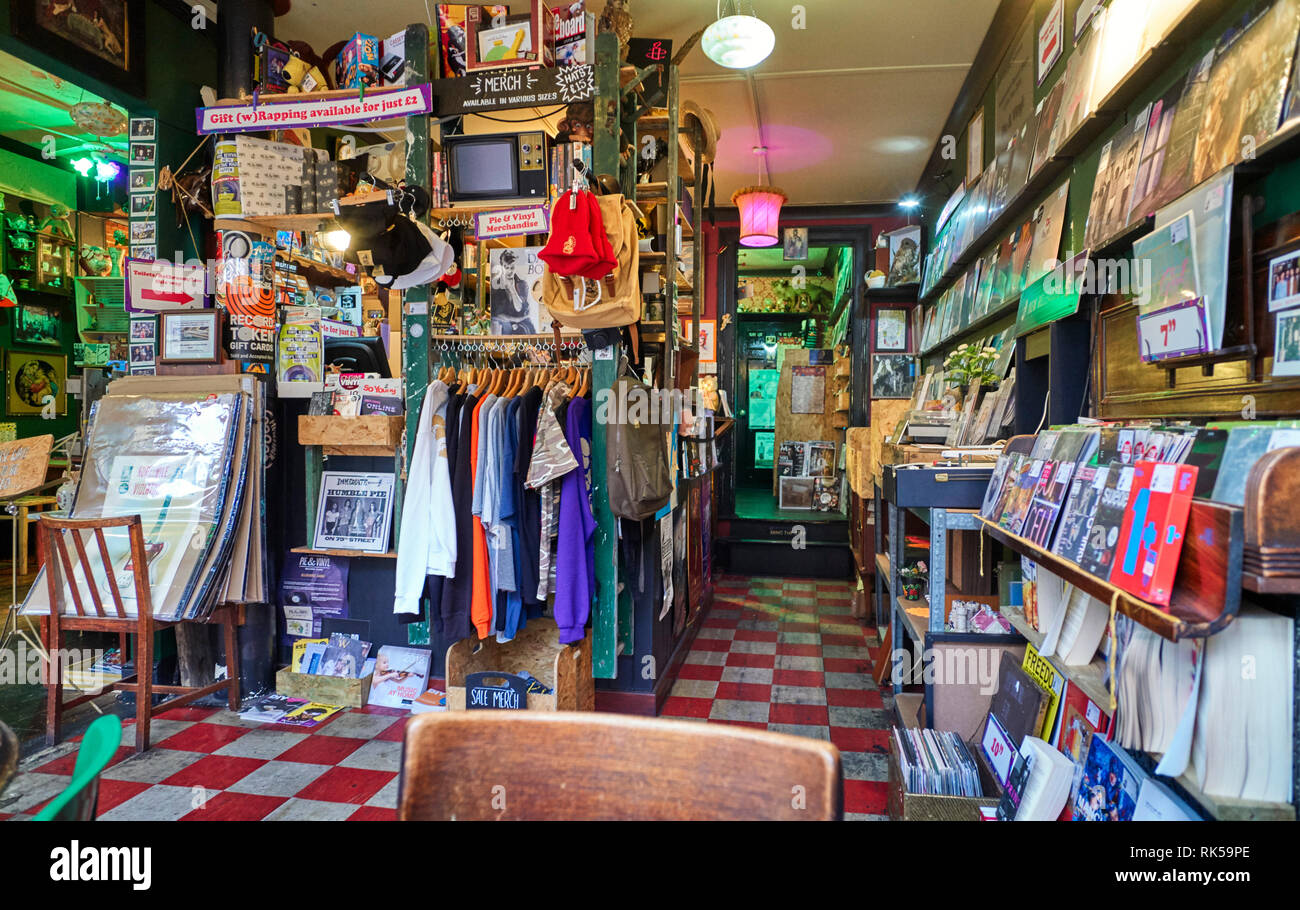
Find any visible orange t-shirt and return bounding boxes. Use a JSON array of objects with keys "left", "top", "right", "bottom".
[{"left": 469, "top": 395, "right": 493, "bottom": 639}]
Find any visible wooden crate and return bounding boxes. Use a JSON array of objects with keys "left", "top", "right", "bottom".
[
  {"left": 297, "top": 415, "right": 404, "bottom": 455},
  {"left": 445, "top": 618, "right": 593, "bottom": 712},
  {"left": 887, "top": 736, "right": 1001, "bottom": 821},
  {"left": 275, "top": 667, "right": 373, "bottom": 708}
]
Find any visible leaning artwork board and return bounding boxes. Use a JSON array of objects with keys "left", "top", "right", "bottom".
[
  {"left": 771, "top": 347, "right": 843, "bottom": 496},
  {"left": 0, "top": 434, "right": 53, "bottom": 500}
]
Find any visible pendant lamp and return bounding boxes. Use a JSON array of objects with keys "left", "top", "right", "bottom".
[
  {"left": 732, "top": 185, "right": 787, "bottom": 247},
  {"left": 702, "top": 1, "right": 775, "bottom": 69}
]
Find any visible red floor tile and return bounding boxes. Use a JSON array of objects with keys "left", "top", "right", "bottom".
[
  {"left": 676, "top": 662, "right": 724, "bottom": 681},
  {"left": 94, "top": 779, "right": 155, "bottom": 813},
  {"left": 712, "top": 719, "right": 768, "bottom": 730},
  {"left": 154, "top": 721, "right": 250, "bottom": 753},
  {"left": 724, "top": 652, "right": 776, "bottom": 668},
  {"left": 181, "top": 791, "right": 287, "bottom": 821},
  {"left": 356, "top": 705, "right": 407, "bottom": 717},
  {"left": 733, "top": 628, "right": 779, "bottom": 643},
  {"left": 349, "top": 805, "right": 397, "bottom": 821},
  {"left": 714, "top": 682, "right": 772, "bottom": 702},
  {"left": 775, "top": 643, "right": 821, "bottom": 657},
  {"left": 661, "top": 696, "right": 713, "bottom": 718},
  {"left": 276, "top": 734, "right": 366, "bottom": 766},
  {"left": 823, "top": 657, "right": 873, "bottom": 674},
  {"left": 703, "top": 616, "right": 740, "bottom": 629},
  {"left": 690, "top": 637, "right": 732, "bottom": 652},
  {"left": 822, "top": 633, "right": 866, "bottom": 646},
  {"left": 36, "top": 744, "right": 133, "bottom": 776},
  {"left": 826, "top": 688, "right": 885, "bottom": 709},
  {"left": 374, "top": 716, "right": 410, "bottom": 743},
  {"left": 160, "top": 754, "right": 268, "bottom": 790},
  {"left": 844, "top": 779, "right": 889, "bottom": 816},
  {"left": 768, "top": 702, "right": 828, "bottom": 726},
  {"left": 154, "top": 706, "right": 220, "bottom": 723},
  {"left": 780, "top": 622, "right": 820, "bottom": 633},
  {"left": 773, "top": 669, "right": 825, "bottom": 688},
  {"left": 294, "top": 767, "right": 396, "bottom": 806}
]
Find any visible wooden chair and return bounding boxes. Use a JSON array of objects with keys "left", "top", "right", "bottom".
[
  {"left": 397, "top": 711, "right": 843, "bottom": 820},
  {"left": 39, "top": 515, "right": 241, "bottom": 753}
]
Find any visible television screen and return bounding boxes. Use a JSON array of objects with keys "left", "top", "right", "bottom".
[{"left": 450, "top": 140, "right": 516, "bottom": 197}]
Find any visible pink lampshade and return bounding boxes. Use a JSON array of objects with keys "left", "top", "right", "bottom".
[{"left": 732, "top": 185, "right": 787, "bottom": 247}]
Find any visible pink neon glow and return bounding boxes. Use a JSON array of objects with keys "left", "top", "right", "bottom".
[{"left": 734, "top": 187, "right": 786, "bottom": 247}]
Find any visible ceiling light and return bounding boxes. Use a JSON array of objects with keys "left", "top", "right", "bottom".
[
  {"left": 733, "top": 185, "right": 787, "bottom": 248},
  {"left": 702, "top": 2, "right": 775, "bottom": 69},
  {"left": 899, "top": 197, "right": 921, "bottom": 210}
]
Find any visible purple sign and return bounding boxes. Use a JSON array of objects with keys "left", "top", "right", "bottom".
[{"left": 280, "top": 550, "right": 350, "bottom": 641}]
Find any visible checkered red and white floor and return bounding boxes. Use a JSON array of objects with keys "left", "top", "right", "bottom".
[{"left": 1, "top": 575, "right": 891, "bottom": 821}]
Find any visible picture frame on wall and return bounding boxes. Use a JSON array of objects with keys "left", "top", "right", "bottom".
[
  {"left": 875, "top": 307, "right": 909, "bottom": 351},
  {"left": 10, "top": 0, "right": 146, "bottom": 96},
  {"left": 778, "top": 476, "right": 815, "bottom": 511},
  {"left": 129, "top": 118, "right": 156, "bottom": 142},
  {"left": 871, "top": 354, "right": 918, "bottom": 399},
  {"left": 1267, "top": 249, "right": 1300, "bottom": 312},
  {"left": 967, "top": 109, "right": 985, "bottom": 184},
  {"left": 130, "top": 143, "right": 156, "bottom": 166},
  {"left": 1274, "top": 306, "right": 1300, "bottom": 377},
  {"left": 783, "top": 227, "right": 808, "bottom": 261},
  {"left": 130, "top": 194, "right": 156, "bottom": 218},
  {"left": 129, "top": 170, "right": 156, "bottom": 193},
  {"left": 12, "top": 302, "right": 63, "bottom": 348},
  {"left": 159, "top": 310, "right": 220, "bottom": 364},
  {"left": 5, "top": 350, "right": 67, "bottom": 416}
]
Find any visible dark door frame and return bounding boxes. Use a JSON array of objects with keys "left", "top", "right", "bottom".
[{"left": 716, "top": 221, "right": 874, "bottom": 519}]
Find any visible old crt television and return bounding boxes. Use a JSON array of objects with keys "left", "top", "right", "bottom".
[{"left": 444, "top": 131, "right": 549, "bottom": 202}]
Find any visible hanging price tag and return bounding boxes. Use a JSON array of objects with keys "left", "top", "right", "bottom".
[{"left": 1136, "top": 297, "right": 1211, "bottom": 362}]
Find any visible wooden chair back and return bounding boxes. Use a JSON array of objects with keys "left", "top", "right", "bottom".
[
  {"left": 40, "top": 515, "right": 154, "bottom": 618},
  {"left": 398, "top": 711, "right": 842, "bottom": 820}
]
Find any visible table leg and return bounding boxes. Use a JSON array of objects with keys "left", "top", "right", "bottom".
[{"left": 17, "top": 505, "right": 28, "bottom": 578}]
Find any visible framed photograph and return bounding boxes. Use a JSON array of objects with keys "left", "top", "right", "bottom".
[
  {"left": 488, "top": 247, "right": 545, "bottom": 334},
  {"left": 129, "top": 143, "right": 156, "bottom": 166},
  {"left": 871, "top": 354, "right": 918, "bottom": 399},
  {"left": 1267, "top": 249, "right": 1300, "bottom": 312},
  {"left": 313, "top": 471, "right": 396, "bottom": 553},
  {"left": 682, "top": 318, "right": 717, "bottom": 363},
  {"left": 967, "top": 109, "right": 985, "bottom": 184},
  {"left": 783, "top": 226, "right": 808, "bottom": 261},
  {"left": 130, "top": 221, "right": 156, "bottom": 243},
  {"left": 129, "top": 342, "right": 155, "bottom": 366},
  {"left": 10, "top": 1, "right": 145, "bottom": 96},
  {"left": 130, "top": 193, "right": 155, "bottom": 218},
  {"left": 128, "top": 117, "right": 156, "bottom": 141},
  {"left": 129, "top": 319, "right": 155, "bottom": 341},
  {"left": 875, "top": 307, "right": 909, "bottom": 351},
  {"left": 159, "top": 310, "right": 220, "bottom": 364},
  {"left": 885, "top": 225, "right": 922, "bottom": 286},
  {"left": 778, "top": 476, "right": 815, "bottom": 511},
  {"left": 6, "top": 350, "right": 66, "bottom": 416},
  {"left": 1274, "top": 307, "right": 1300, "bottom": 377},
  {"left": 13, "top": 301, "right": 62, "bottom": 347},
  {"left": 130, "top": 245, "right": 157, "bottom": 262},
  {"left": 129, "top": 169, "right": 156, "bottom": 193}
]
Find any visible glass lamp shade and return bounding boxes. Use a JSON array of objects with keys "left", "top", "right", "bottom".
[
  {"left": 702, "top": 14, "right": 776, "bottom": 69},
  {"left": 732, "top": 186, "right": 787, "bottom": 247}
]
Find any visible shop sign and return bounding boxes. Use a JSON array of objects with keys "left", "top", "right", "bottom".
[
  {"left": 465, "top": 672, "right": 528, "bottom": 710},
  {"left": 1015, "top": 252, "right": 1087, "bottom": 337},
  {"left": 197, "top": 84, "right": 433, "bottom": 134},
  {"left": 124, "top": 258, "right": 208, "bottom": 312},
  {"left": 431, "top": 65, "right": 594, "bottom": 116},
  {"left": 1137, "top": 297, "right": 1211, "bottom": 362},
  {"left": 475, "top": 205, "right": 550, "bottom": 239}
]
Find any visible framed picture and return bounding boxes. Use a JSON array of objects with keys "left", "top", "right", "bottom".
[
  {"left": 875, "top": 307, "right": 909, "bottom": 351},
  {"left": 1274, "top": 306, "right": 1300, "bottom": 378},
  {"left": 871, "top": 354, "right": 918, "bottom": 399},
  {"left": 159, "top": 310, "right": 220, "bottom": 364},
  {"left": 1267, "top": 249, "right": 1300, "bottom": 312},
  {"left": 130, "top": 245, "right": 157, "bottom": 261},
  {"left": 13, "top": 302, "right": 62, "bottom": 347},
  {"left": 783, "top": 227, "right": 808, "bottom": 261},
  {"left": 10, "top": 1, "right": 145, "bottom": 96},
  {"left": 682, "top": 318, "right": 717, "bottom": 363},
  {"left": 884, "top": 225, "right": 922, "bottom": 286},
  {"left": 130, "top": 194, "right": 155, "bottom": 218},
  {"left": 130, "top": 221, "right": 156, "bottom": 243},
  {"left": 129, "top": 342, "right": 155, "bottom": 366},
  {"left": 967, "top": 109, "right": 985, "bottom": 184},
  {"left": 6, "top": 351, "right": 66, "bottom": 416},
  {"left": 128, "top": 117, "right": 156, "bottom": 141},
  {"left": 129, "top": 143, "right": 156, "bottom": 166},
  {"left": 778, "top": 476, "right": 815, "bottom": 511},
  {"left": 129, "top": 169, "right": 156, "bottom": 193},
  {"left": 129, "top": 319, "right": 156, "bottom": 341}
]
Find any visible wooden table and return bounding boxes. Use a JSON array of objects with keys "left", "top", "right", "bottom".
[{"left": 5, "top": 495, "right": 59, "bottom": 577}]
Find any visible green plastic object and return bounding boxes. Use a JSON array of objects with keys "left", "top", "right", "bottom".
[{"left": 34, "top": 714, "right": 123, "bottom": 821}]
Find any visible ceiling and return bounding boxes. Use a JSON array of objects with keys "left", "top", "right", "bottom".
[
  {"left": 737, "top": 245, "right": 830, "bottom": 273},
  {"left": 277, "top": 0, "right": 1001, "bottom": 205},
  {"left": 0, "top": 49, "right": 128, "bottom": 160}
]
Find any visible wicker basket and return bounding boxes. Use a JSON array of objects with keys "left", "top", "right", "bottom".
[{"left": 887, "top": 736, "right": 1002, "bottom": 821}]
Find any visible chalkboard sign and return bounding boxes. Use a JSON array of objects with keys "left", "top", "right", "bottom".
[
  {"left": 465, "top": 671, "right": 529, "bottom": 710},
  {"left": 0, "top": 434, "right": 53, "bottom": 501},
  {"left": 431, "top": 65, "right": 594, "bottom": 117}
]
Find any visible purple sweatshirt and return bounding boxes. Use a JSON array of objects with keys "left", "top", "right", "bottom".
[{"left": 553, "top": 397, "right": 594, "bottom": 644}]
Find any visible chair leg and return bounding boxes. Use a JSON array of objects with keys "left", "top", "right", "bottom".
[
  {"left": 135, "top": 615, "right": 154, "bottom": 753},
  {"left": 223, "top": 610, "right": 240, "bottom": 711},
  {"left": 45, "top": 614, "right": 61, "bottom": 747}
]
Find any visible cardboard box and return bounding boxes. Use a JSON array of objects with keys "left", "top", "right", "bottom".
[
  {"left": 275, "top": 666, "right": 373, "bottom": 708},
  {"left": 334, "top": 32, "right": 381, "bottom": 89},
  {"left": 465, "top": 0, "right": 555, "bottom": 71}
]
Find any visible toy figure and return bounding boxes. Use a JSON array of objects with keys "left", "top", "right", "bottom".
[{"left": 40, "top": 204, "right": 74, "bottom": 239}]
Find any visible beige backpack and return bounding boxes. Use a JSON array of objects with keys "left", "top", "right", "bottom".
[{"left": 544, "top": 193, "right": 642, "bottom": 329}]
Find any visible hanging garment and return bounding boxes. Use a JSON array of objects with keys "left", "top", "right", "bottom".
[
  {"left": 440, "top": 391, "right": 480, "bottom": 642},
  {"left": 469, "top": 393, "right": 496, "bottom": 639},
  {"left": 526, "top": 383, "right": 578, "bottom": 600},
  {"left": 513, "top": 386, "right": 545, "bottom": 616},
  {"left": 393, "top": 380, "right": 456, "bottom": 615},
  {"left": 553, "top": 396, "right": 595, "bottom": 644},
  {"left": 420, "top": 390, "right": 465, "bottom": 630}
]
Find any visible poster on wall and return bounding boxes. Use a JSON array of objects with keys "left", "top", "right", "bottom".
[
  {"left": 5, "top": 351, "right": 66, "bottom": 416},
  {"left": 11, "top": 1, "right": 145, "bottom": 96},
  {"left": 875, "top": 308, "right": 909, "bottom": 351},
  {"left": 682, "top": 318, "right": 716, "bottom": 363},
  {"left": 313, "top": 472, "right": 396, "bottom": 554},
  {"left": 488, "top": 247, "right": 546, "bottom": 334},
  {"left": 871, "top": 354, "right": 917, "bottom": 399},
  {"left": 791, "top": 365, "right": 826, "bottom": 414},
  {"left": 279, "top": 550, "right": 351, "bottom": 639}
]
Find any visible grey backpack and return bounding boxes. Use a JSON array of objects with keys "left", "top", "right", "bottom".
[{"left": 606, "top": 364, "right": 673, "bottom": 520}]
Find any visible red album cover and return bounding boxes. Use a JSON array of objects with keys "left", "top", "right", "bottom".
[
  {"left": 1054, "top": 680, "right": 1112, "bottom": 762},
  {"left": 1108, "top": 461, "right": 1197, "bottom": 606}
]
